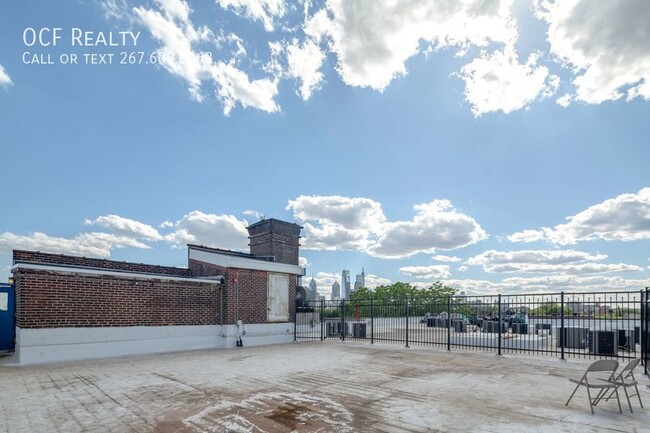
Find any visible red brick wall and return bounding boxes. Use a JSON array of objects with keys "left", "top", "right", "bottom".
[
  {"left": 13, "top": 269, "right": 220, "bottom": 328},
  {"left": 13, "top": 250, "right": 190, "bottom": 276},
  {"left": 189, "top": 258, "right": 296, "bottom": 324}
]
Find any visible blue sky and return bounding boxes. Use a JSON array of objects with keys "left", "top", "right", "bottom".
[{"left": 1, "top": 0, "right": 649, "bottom": 297}]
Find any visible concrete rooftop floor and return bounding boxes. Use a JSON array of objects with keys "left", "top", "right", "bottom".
[{"left": 1, "top": 342, "right": 649, "bottom": 432}]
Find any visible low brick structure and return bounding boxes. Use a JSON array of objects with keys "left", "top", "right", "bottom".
[{"left": 5, "top": 218, "right": 304, "bottom": 364}]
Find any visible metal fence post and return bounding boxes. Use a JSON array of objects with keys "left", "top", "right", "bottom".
[
  {"left": 497, "top": 294, "right": 502, "bottom": 356},
  {"left": 371, "top": 298, "right": 374, "bottom": 344},
  {"left": 320, "top": 299, "right": 324, "bottom": 342},
  {"left": 405, "top": 297, "right": 410, "bottom": 348},
  {"left": 341, "top": 300, "right": 346, "bottom": 341},
  {"left": 639, "top": 287, "right": 650, "bottom": 376},
  {"left": 558, "top": 292, "right": 566, "bottom": 361},
  {"left": 294, "top": 302, "right": 298, "bottom": 342},
  {"left": 447, "top": 295, "right": 451, "bottom": 351}
]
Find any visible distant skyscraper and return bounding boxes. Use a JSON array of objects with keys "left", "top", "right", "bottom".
[
  {"left": 308, "top": 277, "right": 318, "bottom": 301},
  {"left": 331, "top": 281, "right": 340, "bottom": 300},
  {"left": 354, "top": 267, "right": 366, "bottom": 291},
  {"left": 341, "top": 270, "right": 351, "bottom": 300}
]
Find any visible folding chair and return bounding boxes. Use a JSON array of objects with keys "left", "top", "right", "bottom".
[
  {"left": 566, "top": 359, "right": 622, "bottom": 414},
  {"left": 596, "top": 358, "right": 644, "bottom": 412}
]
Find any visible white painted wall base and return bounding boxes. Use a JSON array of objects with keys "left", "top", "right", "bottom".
[{"left": 1, "top": 323, "right": 295, "bottom": 365}]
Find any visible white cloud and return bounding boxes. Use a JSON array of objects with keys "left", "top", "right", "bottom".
[
  {"left": 399, "top": 265, "right": 451, "bottom": 279},
  {"left": 287, "top": 195, "right": 386, "bottom": 233},
  {"left": 0, "top": 231, "right": 149, "bottom": 258},
  {"left": 535, "top": 0, "right": 650, "bottom": 104},
  {"left": 507, "top": 229, "right": 545, "bottom": 243},
  {"left": 287, "top": 195, "right": 386, "bottom": 251},
  {"left": 300, "top": 222, "right": 369, "bottom": 251},
  {"left": 298, "top": 256, "right": 310, "bottom": 268},
  {"left": 159, "top": 221, "right": 174, "bottom": 229},
  {"left": 134, "top": 0, "right": 280, "bottom": 114},
  {"left": 319, "top": 0, "right": 517, "bottom": 90},
  {"left": 99, "top": 0, "right": 131, "bottom": 21},
  {"left": 432, "top": 254, "right": 461, "bottom": 263},
  {"left": 165, "top": 210, "right": 249, "bottom": 251},
  {"left": 555, "top": 92, "right": 572, "bottom": 107},
  {"left": 367, "top": 200, "right": 487, "bottom": 259},
  {"left": 217, "top": 0, "right": 286, "bottom": 32},
  {"left": 286, "top": 38, "right": 325, "bottom": 100},
  {"left": 442, "top": 275, "right": 647, "bottom": 295},
  {"left": 85, "top": 215, "right": 163, "bottom": 240},
  {"left": 243, "top": 209, "right": 265, "bottom": 220},
  {"left": 467, "top": 249, "right": 642, "bottom": 274},
  {"left": 364, "top": 274, "right": 392, "bottom": 289},
  {"left": 510, "top": 188, "right": 650, "bottom": 245},
  {"left": 468, "top": 249, "right": 606, "bottom": 267},
  {"left": 458, "top": 46, "right": 559, "bottom": 116},
  {"left": 209, "top": 62, "right": 279, "bottom": 114},
  {"left": 0, "top": 65, "right": 12, "bottom": 87}
]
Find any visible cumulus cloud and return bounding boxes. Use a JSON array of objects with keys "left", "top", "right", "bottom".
[
  {"left": 432, "top": 254, "right": 462, "bottom": 263},
  {"left": 458, "top": 46, "right": 559, "bottom": 116},
  {"left": 287, "top": 195, "right": 387, "bottom": 251},
  {"left": 399, "top": 265, "right": 451, "bottom": 279},
  {"left": 217, "top": 0, "right": 285, "bottom": 32},
  {"left": 0, "top": 231, "right": 150, "bottom": 258},
  {"left": 443, "top": 275, "right": 647, "bottom": 295},
  {"left": 507, "top": 229, "right": 545, "bottom": 243},
  {"left": 320, "top": 0, "right": 517, "bottom": 90},
  {"left": 300, "top": 223, "right": 369, "bottom": 251},
  {"left": 287, "top": 195, "right": 386, "bottom": 232},
  {"left": 286, "top": 38, "right": 325, "bottom": 100},
  {"left": 467, "top": 249, "right": 642, "bottom": 274},
  {"left": 509, "top": 188, "right": 650, "bottom": 245},
  {"left": 164, "top": 210, "right": 249, "bottom": 251},
  {"left": 288, "top": 195, "right": 485, "bottom": 257},
  {"left": 0, "top": 65, "right": 12, "bottom": 88},
  {"left": 367, "top": 200, "right": 487, "bottom": 259},
  {"left": 134, "top": 0, "right": 280, "bottom": 114},
  {"left": 535, "top": 0, "right": 650, "bottom": 104},
  {"left": 85, "top": 215, "right": 163, "bottom": 240}
]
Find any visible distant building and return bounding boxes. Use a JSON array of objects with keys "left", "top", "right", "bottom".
[
  {"left": 354, "top": 267, "right": 366, "bottom": 291},
  {"left": 331, "top": 281, "right": 341, "bottom": 300},
  {"left": 308, "top": 277, "right": 318, "bottom": 301},
  {"left": 341, "top": 270, "right": 351, "bottom": 300}
]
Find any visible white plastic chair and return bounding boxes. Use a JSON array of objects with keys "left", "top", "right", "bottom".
[{"left": 566, "top": 359, "right": 622, "bottom": 414}]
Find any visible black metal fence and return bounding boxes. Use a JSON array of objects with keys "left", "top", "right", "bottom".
[{"left": 295, "top": 289, "right": 650, "bottom": 365}]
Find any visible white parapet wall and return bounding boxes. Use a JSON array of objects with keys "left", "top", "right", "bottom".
[{"left": 3, "top": 322, "right": 295, "bottom": 365}]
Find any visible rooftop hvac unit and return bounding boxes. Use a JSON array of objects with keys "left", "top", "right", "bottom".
[
  {"left": 556, "top": 327, "right": 589, "bottom": 349},
  {"left": 295, "top": 286, "right": 307, "bottom": 308},
  {"left": 327, "top": 321, "right": 341, "bottom": 337},
  {"left": 511, "top": 323, "right": 528, "bottom": 335},
  {"left": 482, "top": 321, "right": 506, "bottom": 333},
  {"left": 453, "top": 320, "right": 467, "bottom": 333},
  {"left": 352, "top": 323, "right": 367, "bottom": 338},
  {"left": 617, "top": 329, "right": 634, "bottom": 351},
  {"left": 535, "top": 323, "right": 552, "bottom": 335},
  {"left": 589, "top": 330, "right": 618, "bottom": 356}
]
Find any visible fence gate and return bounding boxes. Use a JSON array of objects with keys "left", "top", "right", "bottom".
[{"left": 0, "top": 283, "right": 15, "bottom": 352}]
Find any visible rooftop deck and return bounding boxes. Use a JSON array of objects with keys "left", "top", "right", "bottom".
[{"left": 1, "top": 342, "right": 649, "bottom": 432}]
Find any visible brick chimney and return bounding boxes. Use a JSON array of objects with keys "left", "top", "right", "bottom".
[{"left": 247, "top": 219, "right": 302, "bottom": 265}]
